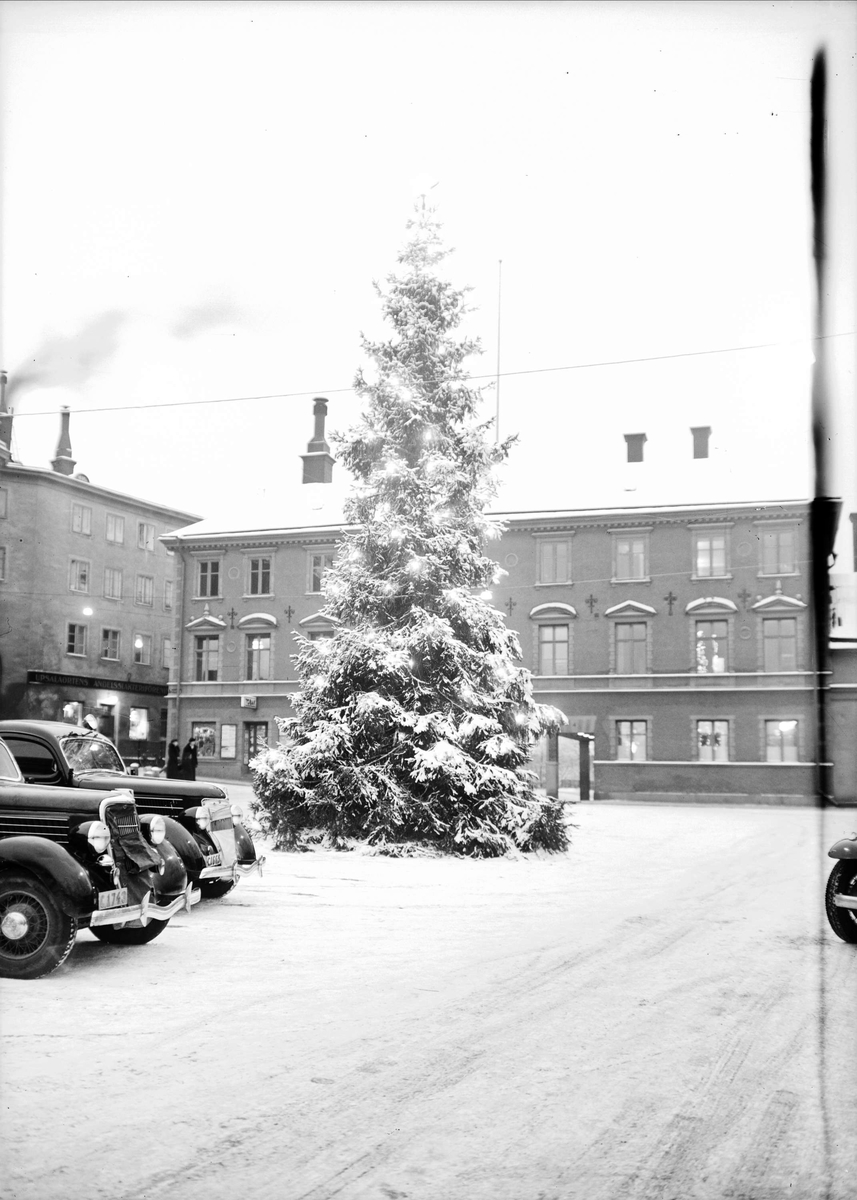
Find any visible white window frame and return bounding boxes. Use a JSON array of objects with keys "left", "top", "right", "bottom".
[
  {"left": 135, "top": 574, "right": 154, "bottom": 606},
  {"left": 246, "top": 554, "right": 273, "bottom": 597},
  {"left": 106, "top": 513, "right": 125, "bottom": 544},
  {"left": 66, "top": 622, "right": 88, "bottom": 657},
  {"left": 610, "top": 528, "right": 651, "bottom": 583},
  {"left": 691, "top": 525, "right": 731, "bottom": 580},
  {"left": 103, "top": 567, "right": 123, "bottom": 600},
  {"left": 164, "top": 579, "right": 174, "bottom": 611},
  {"left": 69, "top": 558, "right": 91, "bottom": 594},
  {"left": 244, "top": 631, "right": 273, "bottom": 681},
  {"left": 535, "top": 535, "right": 573, "bottom": 586},
  {"left": 194, "top": 634, "right": 220, "bottom": 681},
  {"left": 307, "top": 550, "right": 335, "bottom": 594},
  {"left": 695, "top": 718, "right": 730, "bottom": 762},
  {"left": 756, "top": 522, "right": 800, "bottom": 577},
  {"left": 615, "top": 718, "right": 649, "bottom": 761},
  {"left": 196, "top": 558, "right": 222, "bottom": 599},
  {"left": 137, "top": 521, "right": 156, "bottom": 552},
  {"left": 763, "top": 718, "right": 800, "bottom": 762},
  {"left": 133, "top": 633, "right": 153, "bottom": 666},
  {"left": 101, "top": 628, "right": 121, "bottom": 661},
  {"left": 762, "top": 616, "right": 798, "bottom": 672},
  {"left": 537, "top": 623, "right": 570, "bottom": 675},
  {"left": 72, "top": 503, "right": 92, "bottom": 536}
]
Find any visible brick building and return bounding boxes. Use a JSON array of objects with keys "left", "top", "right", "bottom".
[{"left": 0, "top": 380, "right": 197, "bottom": 762}]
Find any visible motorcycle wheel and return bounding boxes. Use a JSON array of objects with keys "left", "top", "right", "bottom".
[{"left": 825, "top": 860, "right": 857, "bottom": 944}]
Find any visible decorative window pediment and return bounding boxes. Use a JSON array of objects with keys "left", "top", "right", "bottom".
[
  {"left": 685, "top": 597, "right": 738, "bottom": 615},
  {"left": 186, "top": 603, "right": 227, "bottom": 631},
  {"left": 299, "top": 611, "right": 342, "bottom": 630},
  {"left": 752, "top": 594, "right": 806, "bottom": 612},
  {"left": 529, "top": 602, "right": 578, "bottom": 620},
  {"left": 605, "top": 600, "right": 657, "bottom": 617},
  {"left": 238, "top": 611, "right": 278, "bottom": 628}
]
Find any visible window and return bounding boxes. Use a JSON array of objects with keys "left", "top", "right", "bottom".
[
  {"left": 763, "top": 618, "right": 797, "bottom": 672},
  {"left": 135, "top": 574, "right": 154, "bottom": 606},
  {"left": 220, "top": 724, "right": 237, "bottom": 759},
  {"left": 624, "top": 433, "right": 647, "bottom": 463},
  {"left": 537, "top": 539, "right": 571, "bottom": 585},
  {"left": 697, "top": 719, "right": 729, "bottom": 762},
  {"left": 617, "top": 720, "right": 647, "bottom": 761},
  {"left": 137, "top": 522, "right": 156, "bottom": 552},
  {"left": 538, "top": 625, "right": 569, "bottom": 675},
  {"left": 195, "top": 634, "right": 219, "bottom": 681},
  {"left": 691, "top": 426, "right": 711, "bottom": 459},
  {"left": 101, "top": 628, "right": 121, "bottom": 660},
  {"left": 615, "top": 623, "right": 647, "bottom": 674},
  {"left": 72, "top": 503, "right": 92, "bottom": 535},
  {"left": 0, "top": 487, "right": 7, "bottom": 518},
  {"left": 695, "top": 620, "right": 728, "bottom": 673},
  {"left": 248, "top": 556, "right": 272, "bottom": 596},
  {"left": 104, "top": 567, "right": 123, "bottom": 600},
  {"left": 761, "top": 527, "right": 797, "bottom": 575},
  {"left": 197, "top": 559, "right": 221, "bottom": 598},
  {"left": 245, "top": 633, "right": 272, "bottom": 680},
  {"left": 308, "top": 552, "right": 334, "bottom": 593},
  {"left": 162, "top": 637, "right": 173, "bottom": 669},
  {"left": 694, "top": 531, "right": 727, "bottom": 578},
  {"left": 106, "top": 513, "right": 125, "bottom": 544},
  {"left": 766, "top": 719, "right": 798, "bottom": 762},
  {"left": 129, "top": 708, "right": 149, "bottom": 742},
  {"left": 133, "top": 633, "right": 152, "bottom": 665},
  {"left": 164, "top": 580, "right": 174, "bottom": 611},
  {"left": 192, "top": 723, "right": 217, "bottom": 758},
  {"left": 69, "top": 559, "right": 90, "bottom": 593},
  {"left": 0, "top": 546, "right": 6, "bottom": 581},
  {"left": 613, "top": 534, "right": 648, "bottom": 581},
  {"left": 66, "top": 623, "right": 87, "bottom": 656}
]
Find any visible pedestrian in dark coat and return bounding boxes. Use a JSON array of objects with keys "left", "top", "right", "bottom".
[
  {"left": 166, "top": 740, "right": 181, "bottom": 779},
  {"left": 179, "top": 739, "right": 198, "bottom": 781}
]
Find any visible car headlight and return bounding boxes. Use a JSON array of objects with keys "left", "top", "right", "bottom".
[
  {"left": 86, "top": 821, "right": 111, "bottom": 855},
  {"left": 141, "top": 814, "right": 166, "bottom": 846},
  {"left": 189, "top": 807, "right": 211, "bottom": 832},
  {"left": 230, "top": 803, "right": 244, "bottom": 820}
]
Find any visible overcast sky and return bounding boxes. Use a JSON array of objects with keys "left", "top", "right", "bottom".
[{"left": 1, "top": 2, "right": 854, "bottom": 549}]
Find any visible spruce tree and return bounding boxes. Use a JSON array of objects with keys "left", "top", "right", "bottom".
[{"left": 251, "top": 203, "right": 568, "bottom": 856}]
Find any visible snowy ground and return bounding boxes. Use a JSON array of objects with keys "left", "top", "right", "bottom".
[{"left": 1, "top": 801, "right": 856, "bottom": 1200}]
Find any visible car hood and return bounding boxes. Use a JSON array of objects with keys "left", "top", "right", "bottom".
[
  {"left": 0, "top": 779, "right": 122, "bottom": 814},
  {"left": 74, "top": 772, "right": 227, "bottom": 801}
]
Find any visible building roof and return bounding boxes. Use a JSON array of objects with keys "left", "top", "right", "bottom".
[{"left": 2, "top": 460, "right": 201, "bottom": 524}]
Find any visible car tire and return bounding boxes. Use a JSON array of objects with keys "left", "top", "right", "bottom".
[
  {"left": 825, "top": 860, "right": 857, "bottom": 944},
  {"left": 0, "top": 873, "right": 78, "bottom": 980},
  {"left": 198, "top": 878, "right": 237, "bottom": 899}
]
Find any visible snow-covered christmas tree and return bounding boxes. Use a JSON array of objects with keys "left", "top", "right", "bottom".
[{"left": 251, "top": 203, "right": 568, "bottom": 856}]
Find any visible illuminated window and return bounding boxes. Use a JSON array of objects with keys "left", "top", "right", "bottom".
[
  {"left": 765, "top": 719, "right": 798, "bottom": 762},
  {"left": 245, "top": 633, "right": 272, "bottom": 681},
  {"left": 695, "top": 620, "right": 728, "bottom": 673},
  {"left": 694, "top": 531, "right": 727, "bottom": 577},
  {"left": 617, "top": 720, "right": 647, "bottom": 761},
  {"left": 133, "top": 633, "right": 152, "bottom": 665},
  {"left": 697, "top": 719, "right": 728, "bottom": 762}
]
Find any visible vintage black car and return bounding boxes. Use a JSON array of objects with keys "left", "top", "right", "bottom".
[
  {"left": 0, "top": 737, "right": 194, "bottom": 979},
  {"left": 0, "top": 721, "right": 264, "bottom": 899}
]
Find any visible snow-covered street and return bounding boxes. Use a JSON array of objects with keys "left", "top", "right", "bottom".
[{"left": 2, "top": 801, "right": 856, "bottom": 1200}]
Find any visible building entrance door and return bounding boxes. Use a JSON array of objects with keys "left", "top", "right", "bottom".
[{"left": 243, "top": 721, "right": 268, "bottom": 769}]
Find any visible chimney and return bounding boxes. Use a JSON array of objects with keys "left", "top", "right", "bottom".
[
  {"left": 0, "top": 371, "right": 12, "bottom": 466},
  {"left": 301, "top": 397, "right": 334, "bottom": 484},
  {"left": 51, "top": 407, "right": 77, "bottom": 476}
]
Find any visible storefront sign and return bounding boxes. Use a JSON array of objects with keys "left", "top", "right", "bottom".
[{"left": 27, "top": 670, "right": 167, "bottom": 697}]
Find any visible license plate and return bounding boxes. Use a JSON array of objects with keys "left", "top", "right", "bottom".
[
  {"left": 204, "top": 853, "right": 222, "bottom": 867},
  {"left": 98, "top": 887, "right": 128, "bottom": 910}
]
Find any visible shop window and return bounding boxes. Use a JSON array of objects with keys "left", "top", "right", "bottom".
[
  {"left": 248, "top": 556, "right": 272, "bottom": 596},
  {"left": 537, "top": 539, "right": 571, "bottom": 585},
  {"left": 106, "top": 513, "right": 125, "bottom": 544},
  {"left": 617, "top": 720, "right": 647, "bottom": 761},
  {"left": 697, "top": 719, "right": 729, "bottom": 762},
  {"left": 615, "top": 622, "right": 647, "bottom": 674},
  {"left": 129, "top": 708, "right": 150, "bottom": 742},
  {"left": 194, "top": 634, "right": 219, "bottom": 681},
  {"left": 72, "top": 503, "right": 92, "bottom": 535},
  {"left": 66, "top": 623, "right": 87, "bottom": 656},
  {"left": 135, "top": 574, "right": 154, "bottom": 606},
  {"left": 695, "top": 620, "right": 727, "bottom": 673},
  {"left": 104, "top": 567, "right": 123, "bottom": 600},
  {"left": 763, "top": 618, "right": 797, "bottom": 671},
  {"left": 538, "top": 625, "right": 569, "bottom": 675},
  {"left": 765, "top": 719, "right": 798, "bottom": 762},
  {"left": 191, "top": 723, "right": 217, "bottom": 758}
]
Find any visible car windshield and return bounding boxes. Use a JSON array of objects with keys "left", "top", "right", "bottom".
[
  {"left": 60, "top": 734, "right": 126, "bottom": 774},
  {"left": 0, "top": 740, "right": 23, "bottom": 781}
]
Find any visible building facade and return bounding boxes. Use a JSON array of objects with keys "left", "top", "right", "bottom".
[{"left": 0, "top": 392, "right": 197, "bottom": 763}]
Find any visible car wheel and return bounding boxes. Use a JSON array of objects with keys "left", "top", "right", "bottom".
[
  {"left": 0, "top": 874, "right": 78, "bottom": 979},
  {"left": 825, "top": 860, "right": 857, "bottom": 944},
  {"left": 198, "top": 878, "right": 237, "bottom": 899},
  {"left": 89, "top": 916, "right": 170, "bottom": 945}
]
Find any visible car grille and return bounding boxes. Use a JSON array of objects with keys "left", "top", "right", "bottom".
[
  {"left": 102, "top": 798, "right": 160, "bottom": 875},
  {"left": 206, "top": 802, "right": 238, "bottom": 865},
  {"left": 0, "top": 809, "right": 68, "bottom": 843}
]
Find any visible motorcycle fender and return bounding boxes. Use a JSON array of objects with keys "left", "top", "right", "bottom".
[
  {"left": 827, "top": 838, "right": 857, "bottom": 860},
  {"left": 233, "top": 821, "right": 257, "bottom": 863},
  {"left": 153, "top": 838, "right": 189, "bottom": 902},
  {"left": 162, "top": 817, "right": 207, "bottom": 878},
  {"left": 0, "top": 836, "right": 95, "bottom": 917}
]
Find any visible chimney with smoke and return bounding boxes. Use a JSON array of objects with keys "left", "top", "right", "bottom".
[
  {"left": 51, "top": 407, "right": 77, "bottom": 476},
  {"left": 301, "top": 397, "right": 334, "bottom": 484},
  {"left": 0, "top": 371, "right": 12, "bottom": 465}
]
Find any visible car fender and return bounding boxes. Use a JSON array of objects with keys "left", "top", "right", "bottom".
[
  {"left": 0, "top": 836, "right": 95, "bottom": 917},
  {"left": 161, "top": 816, "right": 207, "bottom": 877},
  {"left": 152, "top": 837, "right": 189, "bottom": 902},
  {"left": 233, "top": 821, "right": 257, "bottom": 863},
  {"left": 828, "top": 837, "right": 857, "bottom": 860}
]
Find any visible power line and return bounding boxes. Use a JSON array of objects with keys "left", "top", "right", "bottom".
[{"left": 9, "top": 331, "right": 852, "bottom": 419}]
